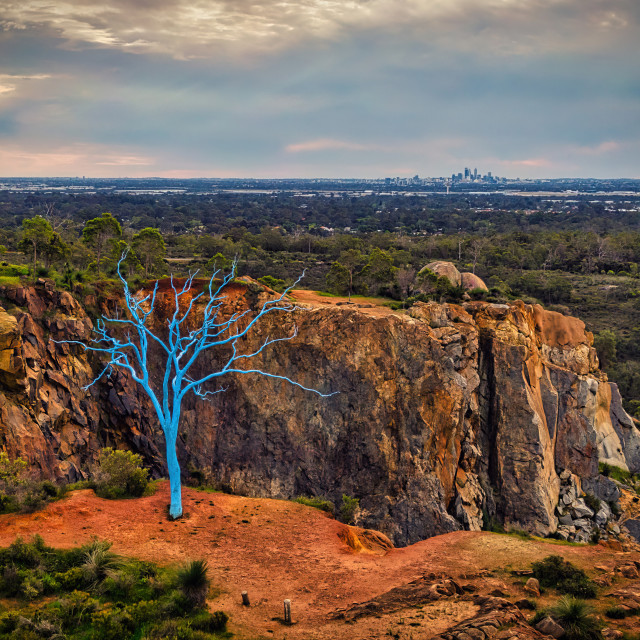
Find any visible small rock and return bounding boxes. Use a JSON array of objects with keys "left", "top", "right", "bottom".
[
  {"left": 558, "top": 514, "right": 573, "bottom": 526},
  {"left": 602, "top": 629, "right": 624, "bottom": 640},
  {"left": 572, "top": 518, "right": 590, "bottom": 529},
  {"left": 464, "top": 630, "right": 486, "bottom": 640},
  {"left": 515, "top": 598, "right": 536, "bottom": 610},
  {"left": 571, "top": 499, "right": 595, "bottom": 519},
  {"left": 524, "top": 577, "right": 540, "bottom": 597},
  {"left": 535, "top": 616, "right": 565, "bottom": 638},
  {"left": 560, "top": 469, "right": 572, "bottom": 481},
  {"left": 479, "top": 625, "right": 498, "bottom": 636},
  {"left": 574, "top": 530, "right": 591, "bottom": 544},
  {"left": 619, "top": 564, "right": 639, "bottom": 579},
  {"left": 612, "top": 524, "right": 621, "bottom": 535}
]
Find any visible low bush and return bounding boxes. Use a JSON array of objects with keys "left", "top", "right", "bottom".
[
  {"left": 551, "top": 596, "right": 602, "bottom": 640},
  {"left": 0, "top": 537, "right": 229, "bottom": 640},
  {"left": 339, "top": 494, "right": 360, "bottom": 524},
  {"left": 599, "top": 462, "right": 632, "bottom": 484},
  {"left": 94, "top": 448, "right": 149, "bottom": 499},
  {"left": 583, "top": 493, "right": 601, "bottom": 513},
  {"left": 532, "top": 555, "right": 597, "bottom": 598},
  {"left": 0, "top": 452, "right": 71, "bottom": 514},
  {"left": 176, "top": 560, "right": 209, "bottom": 610},
  {"left": 605, "top": 605, "right": 628, "bottom": 619},
  {"left": 295, "top": 496, "right": 335, "bottom": 514}
]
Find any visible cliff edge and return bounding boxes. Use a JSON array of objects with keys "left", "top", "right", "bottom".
[{"left": 1, "top": 280, "right": 639, "bottom": 546}]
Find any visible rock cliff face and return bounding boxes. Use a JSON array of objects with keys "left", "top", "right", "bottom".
[{"left": 1, "top": 281, "right": 639, "bottom": 546}]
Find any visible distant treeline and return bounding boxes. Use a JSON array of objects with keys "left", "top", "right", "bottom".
[{"left": 1, "top": 191, "right": 640, "bottom": 418}]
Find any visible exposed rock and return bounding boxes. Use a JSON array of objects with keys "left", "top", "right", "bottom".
[
  {"left": 420, "top": 261, "right": 462, "bottom": 287},
  {"left": 609, "top": 384, "right": 640, "bottom": 473},
  {"left": 461, "top": 272, "right": 489, "bottom": 292},
  {"left": 524, "top": 577, "right": 540, "bottom": 597},
  {"left": 624, "top": 518, "right": 640, "bottom": 543},
  {"left": 1, "top": 282, "right": 640, "bottom": 545},
  {"left": 582, "top": 475, "right": 621, "bottom": 503},
  {"left": 618, "top": 563, "right": 639, "bottom": 579},
  {"left": 535, "top": 616, "right": 564, "bottom": 638},
  {"left": 337, "top": 526, "right": 394, "bottom": 555},
  {"left": 332, "top": 574, "right": 464, "bottom": 621},
  {"left": 558, "top": 514, "right": 573, "bottom": 526},
  {"left": 571, "top": 499, "right": 595, "bottom": 519},
  {"left": 432, "top": 596, "right": 526, "bottom": 640}
]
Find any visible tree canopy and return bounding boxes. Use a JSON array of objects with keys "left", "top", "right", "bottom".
[{"left": 82, "top": 212, "right": 122, "bottom": 275}]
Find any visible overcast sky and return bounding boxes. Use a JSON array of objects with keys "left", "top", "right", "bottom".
[{"left": 0, "top": 0, "right": 638, "bottom": 178}]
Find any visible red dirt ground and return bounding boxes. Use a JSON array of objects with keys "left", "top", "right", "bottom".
[
  {"left": 290, "top": 289, "right": 401, "bottom": 318},
  {"left": 1, "top": 482, "right": 638, "bottom": 640}
]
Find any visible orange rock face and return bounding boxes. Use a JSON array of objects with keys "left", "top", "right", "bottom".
[{"left": 0, "top": 282, "right": 638, "bottom": 545}]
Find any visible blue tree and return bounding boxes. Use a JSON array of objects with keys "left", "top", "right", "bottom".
[{"left": 64, "top": 259, "right": 332, "bottom": 518}]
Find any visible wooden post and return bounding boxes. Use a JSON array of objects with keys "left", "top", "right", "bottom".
[
  {"left": 283, "top": 599, "right": 291, "bottom": 624},
  {"left": 241, "top": 591, "right": 250, "bottom": 606}
]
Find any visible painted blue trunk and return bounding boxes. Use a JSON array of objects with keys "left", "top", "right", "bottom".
[{"left": 166, "top": 438, "right": 182, "bottom": 518}]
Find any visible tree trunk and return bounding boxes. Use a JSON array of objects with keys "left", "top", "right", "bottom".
[{"left": 166, "top": 438, "right": 183, "bottom": 518}]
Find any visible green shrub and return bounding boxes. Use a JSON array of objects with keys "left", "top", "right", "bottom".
[
  {"left": 599, "top": 462, "right": 632, "bottom": 484},
  {"left": 0, "top": 611, "right": 19, "bottom": 634},
  {"left": 94, "top": 448, "right": 149, "bottom": 499},
  {"left": 0, "top": 493, "right": 18, "bottom": 514},
  {"left": 57, "top": 590, "right": 99, "bottom": 628},
  {"left": 551, "top": 596, "right": 602, "bottom": 640},
  {"left": 295, "top": 496, "right": 335, "bottom": 515},
  {"left": 56, "top": 567, "right": 85, "bottom": 591},
  {"left": 532, "top": 555, "right": 597, "bottom": 598},
  {"left": 189, "top": 609, "right": 229, "bottom": 632},
  {"left": 81, "top": 540, "right": 119, "bottom": 587},
  {"left": 176, "top": 560, "right": 209, "bottom": 610},
  {"left": 89, "top": 606, "right": 135, "bottom": 640},
  {"left": 609, "top": 500, "right": 622, "bottom": 517},
  {"left": 0, "top": 565, "right": 24, "bottom": 597},
  {"left": 583, "top": 493, "right": 601, "bottom": 513},
  {"left": 529, "top": 609, "right": 548, "bottom": 626},
  {"left": 605, "top": 605, "right": 628, "bottom": 619},
  {"left": 0, "top": 539, "right": 229, "bottom": 640},
  {"left": 0, "top": 452, "right": 27, "bottom": 495},
  {"left": 339, "top": 494, "right": 360, "bottom": 524}
]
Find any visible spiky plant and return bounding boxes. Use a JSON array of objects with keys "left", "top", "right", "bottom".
[
  {"left": 176, "top": 559, "right": 209, "bottom": 609},
  {"left": 551, "top": 596, "right": 603, "bottom": 640},
  {"left": 81, "top": 540, "right": 119, "bottom": 588}
]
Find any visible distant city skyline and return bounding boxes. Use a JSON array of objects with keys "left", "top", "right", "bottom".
[{"left": 1, "top": 1, "right": 639, "bottom": 179}]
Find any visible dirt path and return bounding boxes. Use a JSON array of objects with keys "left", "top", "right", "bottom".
[{"left": 1, "top": 483, "right": 636, "bottom": 639}]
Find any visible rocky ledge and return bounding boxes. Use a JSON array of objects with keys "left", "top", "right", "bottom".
[{"left": 1, "top": 280, "right": 639, "bottom": 546}]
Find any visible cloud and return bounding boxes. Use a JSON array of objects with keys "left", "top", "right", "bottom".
[
  {"left": 285, "top": 138, "right": 374, "bottom": 153},
  {"left": 0, "top": 143, "right": 156, "bottom": 176},
  {"left": 574, "top": 140, "right": 622, "bottom": 155},
  {"left": 1, "top": 0, "right": 638, "bottom": 60},
  {"left": 500, "top": 158, "right": 554, "bottom": 168},
  {"left": 0, "top": 73, "right": 52, "bottom": 99},
  {"left": 95, "top": 155, "right": 154, "bottom": 166}
]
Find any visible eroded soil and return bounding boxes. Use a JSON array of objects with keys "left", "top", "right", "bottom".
[{"left": 1, "top": 483, "right": 639, "bottom": 639}]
